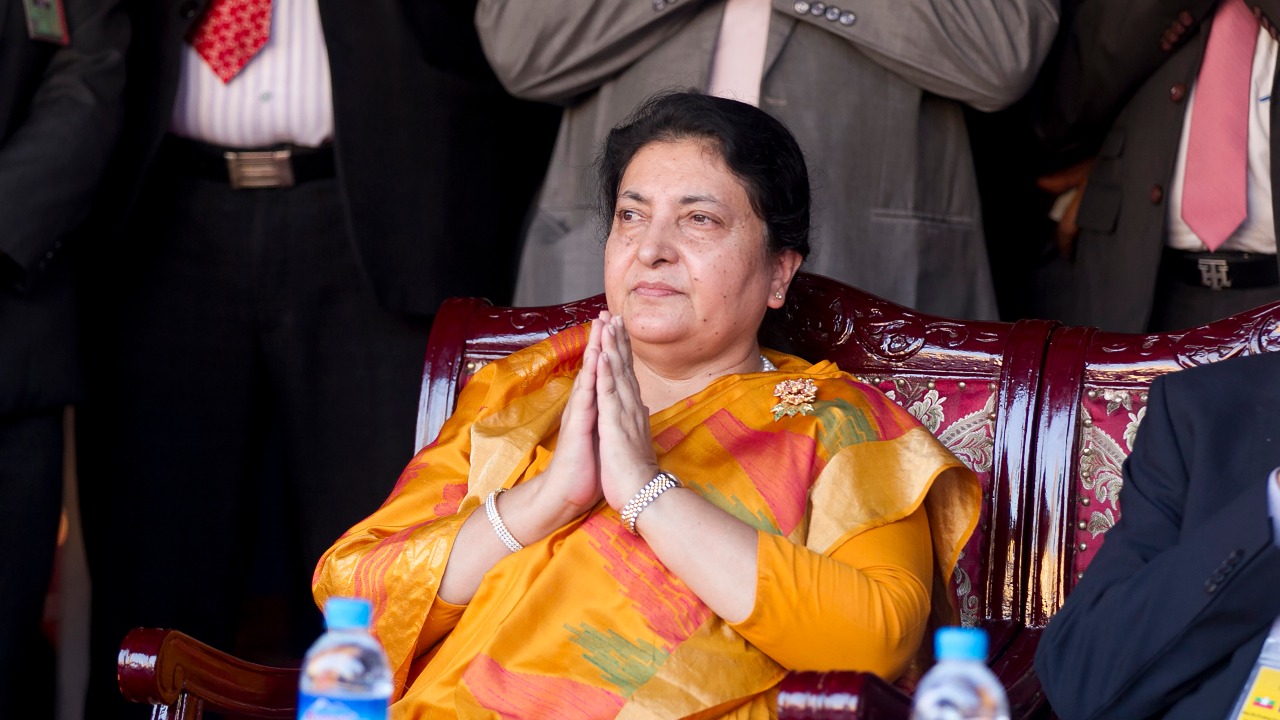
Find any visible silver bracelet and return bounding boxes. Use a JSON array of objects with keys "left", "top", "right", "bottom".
[
  {"left": 620, "top": 471, "right": 681, "bottom": 535},
  {"left": 484, "top": 489, "right": 524, "bottom": 553}
]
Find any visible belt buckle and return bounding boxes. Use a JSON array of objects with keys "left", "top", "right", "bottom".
[
  {"left": 1196, "top": 257, "right": 1232, "bottom": 290},
  {"left": 224, "top": 150, "right": 295, "bottom": 189}
]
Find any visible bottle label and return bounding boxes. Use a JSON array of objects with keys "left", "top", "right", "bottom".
[{"left": 298, "top": 693, "right": 388, "bottom": 720}]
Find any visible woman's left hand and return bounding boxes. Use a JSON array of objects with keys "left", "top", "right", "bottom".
[
  {"left": 592, "top": 317, "right": 761, "bottom": 624},
  {"left": 594, "top": 315, "right": 660, "bottom": 510}
]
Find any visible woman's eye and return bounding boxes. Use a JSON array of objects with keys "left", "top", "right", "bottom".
[
  {"left": 689, "top": 213, "right": 717, "bottom": 226},
  {"left": 617, "top": 209, "right": 638, "bottom": 222}
]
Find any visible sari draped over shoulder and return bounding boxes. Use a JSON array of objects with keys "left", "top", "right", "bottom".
[{"left": 313, "top": 324, "right": 981, "bottom": 719}]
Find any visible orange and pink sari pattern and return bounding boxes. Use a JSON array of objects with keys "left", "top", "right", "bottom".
[{"left": 312, "top": 323, "right": 978, "bottom": 719}]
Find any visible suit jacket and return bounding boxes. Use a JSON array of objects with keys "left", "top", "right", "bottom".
[
  {"left": 1036, "top": 0, "right": 1280, "bottom": 332},
  {"left": 476, "top": 0, "right": 1060, "bottom": 320},
  {"left": 0, "top": 0, "right": 126, "bottom": 417},
  {"left": 88, "top": 0, "right": 558, "bottom": 316},
  {"left": 1035, "top": 351, "right": 1280, "bottom": 720}
]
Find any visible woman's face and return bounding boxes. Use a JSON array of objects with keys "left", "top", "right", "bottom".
[{"left": 603, "top": 139, "right": 801, "bottom": 364}]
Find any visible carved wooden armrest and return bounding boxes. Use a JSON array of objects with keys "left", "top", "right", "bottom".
[
  {"left": 776, "top": 669, "right": 911, "bottom": 720},
  {"left": 775, "top": 623, "right": 1049, "bottom": 720},
  {"left": 118, "top": 627, "right": 299, "bottom": 719},
  {"left": 990, "top": 627, "right": 1048, "bottom": 718}
]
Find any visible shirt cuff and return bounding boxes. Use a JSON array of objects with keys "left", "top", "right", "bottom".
[{"left": 1268, "top": 467, "right": 1280, "bottom": 547}]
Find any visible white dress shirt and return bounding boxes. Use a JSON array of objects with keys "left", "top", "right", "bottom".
[{"left": 1262, "top": 467, "right": 1280, "bottom": 652}]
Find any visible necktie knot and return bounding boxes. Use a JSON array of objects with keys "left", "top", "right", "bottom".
[{"left": 189, "top": 0, "right": 273, "bottom": 84}]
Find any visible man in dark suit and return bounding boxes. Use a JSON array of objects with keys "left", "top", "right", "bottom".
[
  {"left": 1035, "top": 0, "right": 1280, "bottom": 332},
  {"left": 0, "top": 0, "right": 126, "bottom": 713},
  {"left": 73, "top": 1, "right": 558, "bottom": 716},
  {"left": 1035, "top": 351, "right": 1280, "bottom": 719}
]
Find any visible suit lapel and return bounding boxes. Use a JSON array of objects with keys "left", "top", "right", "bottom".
[
  {"left": 763, "top": 11, "right": 797, "bottom": 82},
  {"left": 688, "top": 2, "right": 725, "bottom": 89}
]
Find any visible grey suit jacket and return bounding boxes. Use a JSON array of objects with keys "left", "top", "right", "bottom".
[
  {"left": 476, "top": 0, "right": 1059, "bottom": 320},
  {"left": 1037, "top": 0, "right": 1280, "bottom": 332}
]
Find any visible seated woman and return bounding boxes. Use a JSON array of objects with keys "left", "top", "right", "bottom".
[{"left": 313, "top": 90, "right": 981, "bottom": 718}]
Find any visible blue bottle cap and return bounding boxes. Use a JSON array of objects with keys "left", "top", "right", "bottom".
[
  {"left": 324, "top": 596, "right": 372, "bottom": 630},
  {"left": 934, "top": 626, "right": 988, "bottom": 661}
]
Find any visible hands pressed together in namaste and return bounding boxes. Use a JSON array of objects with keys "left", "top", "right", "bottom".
[
  {"left": 544, "top": 311, "right": 665, "bottom": 517},
  {"left": 437, "top": 310, "right": 761, "bottom": 622}
]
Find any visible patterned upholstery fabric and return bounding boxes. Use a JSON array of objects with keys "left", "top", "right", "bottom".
[
  {"left": 1067, "top": 306, "right": 1280, "bottom": 591},
  {"left": 1071, "top": 386, "right": 1149, "bottom": 588},
  {"left": 862, "top": 377, "right": 998, "bottom": 628}
]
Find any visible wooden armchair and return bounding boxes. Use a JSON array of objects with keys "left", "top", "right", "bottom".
[{"left": 117, "top": 272, "right": 1280, "bottom": 719}]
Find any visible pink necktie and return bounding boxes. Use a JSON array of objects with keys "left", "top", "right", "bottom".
[
  {"left": 1181, "top": 0, "right": 1259, "bottom": 251},
  {"left": 189, "top": 0, "right": 273, "bottom": 84},
  {"left": 707, "top": 0, "right": 771, "bottom": 107}
]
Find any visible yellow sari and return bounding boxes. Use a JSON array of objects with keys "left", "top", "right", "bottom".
[{"left": 313, "top": 323, "right": 980, "bottom": 719}]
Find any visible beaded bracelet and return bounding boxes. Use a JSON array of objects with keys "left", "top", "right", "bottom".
[
  {"left": 485, "top": 488, "right": 524, "bottom": 553},
  {"left": 620, "top": 471, "right": 681, "bottom": 535}
]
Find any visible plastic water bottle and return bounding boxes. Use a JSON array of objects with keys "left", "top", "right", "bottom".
[
  {"left": 910, "top": 626, "right": 1010, "bottom": 720},
  {"left": 297, "top": 596, "right": 393, "bottom": 720}
]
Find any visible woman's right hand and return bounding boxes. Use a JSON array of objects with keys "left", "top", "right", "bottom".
[
  {"left": 535, "top": 315, "right": 606, "bottom": 513},
  {"left": 437, "top": 317, "right": 607, "bottom": 603}
]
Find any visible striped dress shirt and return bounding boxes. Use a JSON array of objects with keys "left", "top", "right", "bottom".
[{"left": 170, "top": 0, "right": 334, "bottom": 149}]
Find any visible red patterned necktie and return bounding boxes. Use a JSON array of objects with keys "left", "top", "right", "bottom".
[
  {"left": 189, "top": 0, "right": 273, "bottom": 84},
  {"left": 1181, "top": 0, "right": 1259, "bottom": 251}
]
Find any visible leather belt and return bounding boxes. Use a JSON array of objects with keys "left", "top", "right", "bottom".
[
  {"left": 163, "top": 135, "right": 335, "bottom": 189},
  {"left": 1163, "top": 248, "right": 1280, "bottom": 290}
]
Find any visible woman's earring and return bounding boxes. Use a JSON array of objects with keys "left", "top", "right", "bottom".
[{"left": 774, "top": 291, "right": 783, "bottom": 300}]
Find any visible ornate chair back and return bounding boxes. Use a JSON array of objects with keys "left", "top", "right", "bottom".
[
  {"left": 1031, "top": 304, "right": 1280, "bottom": 621},
  {"left": 416, "top": 272, "right": 1051, "bottom": 707}
]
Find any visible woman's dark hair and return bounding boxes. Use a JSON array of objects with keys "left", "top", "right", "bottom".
[{"left": 596, "top": 90, "right": 810, "bottom": 259}]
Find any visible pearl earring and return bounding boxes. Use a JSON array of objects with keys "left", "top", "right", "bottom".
[{"left": 774, "top": 291, "right": 783, "bottom": 300}]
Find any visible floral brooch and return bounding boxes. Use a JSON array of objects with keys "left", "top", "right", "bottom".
[{"left": 772, "top": 378, "right": 818, "bottom": 420}]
